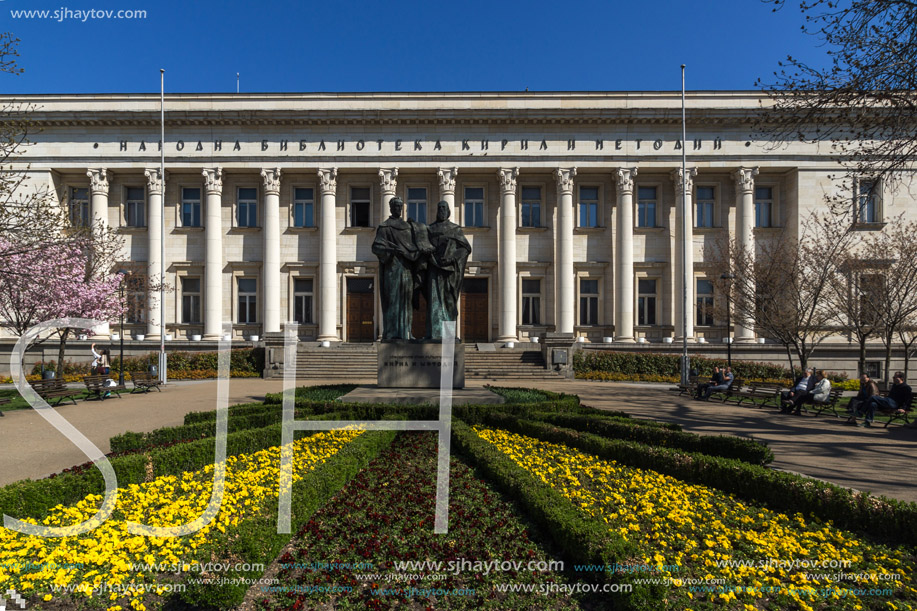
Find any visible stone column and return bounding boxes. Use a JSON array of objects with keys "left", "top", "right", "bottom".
[
  {"left": 144, "top": 168, "right": 163, "bottom": 340},
  {"left": 202, "top": 168, "right": 224, "bottom": 340},
  {"left": 615, "top": 167, "right": 638, "bottom": 342},
  {"left": 87, "top": 168, "right": 110, "bottom": 229},
  {"left": 437, "top": 167, "right": 458, "bottom": 219},
  {"left": 673, "top": 168, "right": 698, "bottom": 342},
  {"left": 734, "top": 167, "right": 759, "bottom": 342},
  {"left": 554, "top": 167, "right": 576, "bottom": 334},
  {"left": 379, "top": 168, "right": 398, "bottom": 210},
  {"left": 318, "top": 168, "right": 340, "bottom": 341},
  {"left": 497, "top": 168, "right": 520, "bottom": 342},
  {"left": 262, "top": 168, "right": 282, "bottom": 335}
]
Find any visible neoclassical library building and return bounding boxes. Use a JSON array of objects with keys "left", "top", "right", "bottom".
[{"left": 7, "top": 91, "right": 908, "bottom": 349}]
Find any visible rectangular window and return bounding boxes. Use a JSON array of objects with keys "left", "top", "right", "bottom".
[
  {"left": 464, "top": 187, "right": 485, "bottom": 227},
  {"left": 521, "top": 186, "right": 542, "bottom": 227},
  {"left": 638, "top": 278, "right": 657, "bottom": 326},
  {"left": 125, "top": 187, "right": 146, "bottom": 227},
  {"left": 857, "top": 179, "right": 878, "bottom": 223},
  {"left": 293, "top": 278, "right": 314, "bottom": 324},
  {"left": 858, "top": 273, "right": 884, "bottom": 326},
  {"left": 350, "top": 187, "right": 371, "bottom": 227},
  {"left": 293, "top": 187, "right": 315, "bottom": 228},
  {"left": 579, "top": 278, "right": 599, "bottom": 326},
  {"left": 238, "top": 278, "right": 257, "bottom": 324},
  {"left": 125, "top": 273, "right": 147, "bottom": 324},
  {"left": 182, "top": 187, "right": 202, "bottom": 227},
  {"left": 755, "top": 186, "right": 773, "bottom": 228},
  {"left": 237, "top": 187, "right": 258, "bottom": 227},
  {"left": 181, "top": 277, "right": 201, "bottom": 324},
  {"left": 521, "top": 279, "right": 541, "bottom": 325},
  {"left": 69, "top": 187, "right": 89, "bottom": 227},
  {"left": 637, "top": 186, "right": 657, "bottom": 228},
  {"left": 696, "top": 279, "right": 714, "bottom": 326},
  {"left": 579, "top": 186, "right": 599, "bottom": 228},
  {"left": 695, "top": 186, "right": 715, "bottom": 228},
  {"left": 407, "top": 187, "right": 427, "bottom": 224}
]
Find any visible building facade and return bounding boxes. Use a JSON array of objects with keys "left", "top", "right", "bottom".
[{"left": 6, "top": 92, "right": 912, "bottom": 347}]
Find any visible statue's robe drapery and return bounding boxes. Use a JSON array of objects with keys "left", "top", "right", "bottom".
[
  {"left": 426, "top": 219, "right": 471, "bottom": 340},
  {"left": 372, "top": 217, "right": 422, "bottom": 340}
]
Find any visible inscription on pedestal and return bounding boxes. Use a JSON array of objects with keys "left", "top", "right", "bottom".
[{"left": 377, "top": 343, "right": 465, "bottom": 389}]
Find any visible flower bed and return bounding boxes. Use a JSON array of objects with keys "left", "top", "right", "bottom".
[
  {"left": 474, "top": 426, "right": 917, "bottom": 610},
  {"left": 0, "top": 430, "right": 366, "bottom": 611},
  {"left": 255, "top": 431, "right": 579, "bottom": 611}
]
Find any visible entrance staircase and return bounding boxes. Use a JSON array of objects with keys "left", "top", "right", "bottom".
[{"left": 293, "top": 342, "right": 561, "bottom": 381}]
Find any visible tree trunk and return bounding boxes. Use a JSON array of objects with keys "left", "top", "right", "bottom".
[
  {"left": 884, "top": 334, "right": 893, "bottom": 387},
  {"left": 858, "top": 337, "right": 867, "bottom": 376},
  {"left": 784, "top": 344, "right": 795, "bottom": 378},
  {"left": 56, "top": 328, "right": 70, "bottom": 378}
]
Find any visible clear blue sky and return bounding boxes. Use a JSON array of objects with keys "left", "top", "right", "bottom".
[{"left": 1, "top": 0, "right": 827, "bottom": 93}]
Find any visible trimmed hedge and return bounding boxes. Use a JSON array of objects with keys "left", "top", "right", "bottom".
[
  {"left": 263, "top": 384, "right": 358, "bottom": 404},
  {"left": 480, "top": 415, "right": 917, "bottom": 546},
  {"left": 177, "top": 428, "right": 397, "bottom": 609},
  {"left": 574, "top": 350, "right": 849, "bottom": 384},
  {"left": 451, "top": 420, "right": 663, "bottom": 610},
  {"left": 525, "top": 412, "right": 772, "bottom": 465},
  {"left": 184, "top": 402, "right": 276, "bottom": 424}
]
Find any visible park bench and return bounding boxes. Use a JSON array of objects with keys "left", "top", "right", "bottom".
[
  {"left": 709, "top": 378, "right": 744, "bottom": 403},
  {"left": 29, "top": 378, "right": 81, "bottom": 407},
  {"left": 808, "top": 388, "right": 845, "bottom": 417},
  {"left": 874, "top": 390, "right": 913, "bottom": 428},
  {"left": 670, "top": 375, "right": 700, "bottom": 397},
  {"left": 82, "top": 374, "right": 126, "bottom": 401},
  {"left": 739, "top": 382, "right": 785, "bottom": 408},
  {"left": 130, "top": 371, "right": 162, "bottom": 393}
]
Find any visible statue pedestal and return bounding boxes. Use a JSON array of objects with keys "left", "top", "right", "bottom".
[{"left": 377, "top": 342, "right": 465, "bottom": 389}]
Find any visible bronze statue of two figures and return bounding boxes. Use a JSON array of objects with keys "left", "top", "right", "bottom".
[{"left": 372, "top": 198, "right": 471, "bottom": 342}]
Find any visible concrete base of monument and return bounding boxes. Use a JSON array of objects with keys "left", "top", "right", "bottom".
[
  {"left": 377, "top": 342, "right": 465, "bottom": 388},
  {"left": 340, "top": 386, "right": 504, "bottom": 406}
]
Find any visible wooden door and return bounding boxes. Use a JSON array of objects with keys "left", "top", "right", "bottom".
[
  {"left": 461, "top": 278, "right": 489, "bottom": 342},
  {"left": 346, "top": 278, "right": 375, "bottom": 342}
]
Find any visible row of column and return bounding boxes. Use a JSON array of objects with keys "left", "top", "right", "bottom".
[{"left": 85, "top": 164, "right": 760, "bottom": 342}]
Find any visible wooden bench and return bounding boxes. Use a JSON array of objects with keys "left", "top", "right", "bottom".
[
  {"left": 874, "top": 391, "right": 913, "bottom": 428},
  {"left": 29, "top": 378, "right": 82, "bottom": 406},
  {"left": 739, "top": 382, "right": 785, "bottom": 409},
  {"left": 82, "top": 375, "right": 126, "bottom": 401},
  {"left": 670, "top": 375, "right": 700, "bottom": 397},
  {"left": 130, "top": 371, "right": 162, "bottom": 393},
  {"left": 709, "top": 378, "right": 744, "bottom": 402},
  {"left": 809, "top": 388, "right": 846, "bottom": 418}
]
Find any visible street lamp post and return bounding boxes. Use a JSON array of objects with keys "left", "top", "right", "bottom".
[
  {"left": 117, "top": 270, "right": 127, "bottom": 386},
  {"left": 721, "top": 272, "right": 735, "bottom": 368}
]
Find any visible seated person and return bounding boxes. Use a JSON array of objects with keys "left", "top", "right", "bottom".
[
  {"left": 783, "top": 370, "right": 830, "bottom": 415},
  {"left": 780, "top": 368, "right": 815, "bottom": 413},
  {"left": 701, "top": 366, "right": 734, "bottom": 400},
  {"left": 859, "top": 372, "right": 913, "bottom": 427},
  {"left": 845, "top": 373, "right": 880, "bottom": 425},
  {"left": 695, "top": 366, "right": 723, "bottom": 399}
]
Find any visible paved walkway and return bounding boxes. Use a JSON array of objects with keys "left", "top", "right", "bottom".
[{"left": 0, "top": 378, "right": 914, "bottom": 504}]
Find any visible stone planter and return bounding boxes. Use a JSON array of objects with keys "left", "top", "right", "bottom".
[
  {"left": 190, "top": 334, "right": 202, "bottom": 341},
  {"left": 134, "top": 334, "right": 145, "bottom": 341},
  {"left": 249, "top": 334, "right": 260, "bottom": 342}
]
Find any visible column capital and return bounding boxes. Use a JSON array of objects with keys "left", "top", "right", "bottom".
[
  {"left": 144, "top": 168, "right": 163, "bottom": 195},
  {"left": 671, "top": 167, "right": 698, "bottom": 193},
  {"left": 317, "top": 168, "right": 338, "bottom": 194},
  {"left": 554, "top": 167, "right": 577, "bottom": 194},
  {"left": 497, "top": 167, "right": 520, "bottom": 193},
  {"left": 261, "top": 167, "right": 282, "bottom": 195},
  {"left": 87, "top": 168, "right": 110, "bottom": 196},
  {"left": 437, "top": 167, "right": 458, "bottom": 195},
  {"left": 378, "top": 167, "right": 398, "bottom": 195},
  {"left": 202, "top": 167, "right": 223, "bottom": 195},
  {"left": 734, "top": 167, "right": 759, "bottom": 193},
  {"left": 615, "top": 167, "right": 638, "bottom": 193}
]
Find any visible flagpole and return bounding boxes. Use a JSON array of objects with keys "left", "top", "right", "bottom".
[
  {"left": 680, "top": 64, "right": 690, "bottom": 386},
  {"left": 159, "top": 68, "right": 167, "bottom": 385}
]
